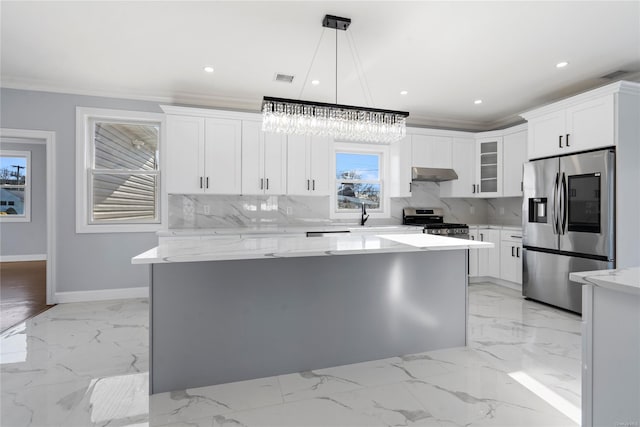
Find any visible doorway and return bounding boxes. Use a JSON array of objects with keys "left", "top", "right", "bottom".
[{"left": 0, "top": 129, "right": 56, "bottom": 332}]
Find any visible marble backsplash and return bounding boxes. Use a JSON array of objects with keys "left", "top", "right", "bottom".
[
  {"left": 486, "top": 197, "right": 524, "bottom": 227},
  {"left": 168, "top": 182, "right": 491, "bottom": 229}
]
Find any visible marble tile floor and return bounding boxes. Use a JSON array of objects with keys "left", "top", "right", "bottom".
[{"left": 0, "top": 283, "right": 582, "bottom": 427}]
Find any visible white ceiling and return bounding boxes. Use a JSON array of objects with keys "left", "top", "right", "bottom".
[{"left": 2, "top": 1, "right": 639, "bottom": 130}]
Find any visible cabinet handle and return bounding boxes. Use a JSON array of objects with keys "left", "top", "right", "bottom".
[
  {"left": 312, "top": 179, "right": 315, "bottom": 190},
  {"left": 512, "top": 246, "right": 515, "bottom": 257},
  {"left": 516, "top": 247, "right": 520, "bottom": 258},
  {"left": 307, "top": 179, "right": 310, "bottom": 190},
  {"left": 470, "top": 235, "right": 475, "bottom": 240},
  {"left": 559, "top": 135, "right": 563, "bottom": 148},
  {"left": 480, "top": 233, "right": 484, "bottom": 241},
  {"left": 521, "top": 181, "right": 523, "bottom": 191},
  {"left": 266, "top": 178, "right": 269, "bottom": 190},
  {"left": 409, "top": 182, "right": 412, "bottom": 192},
  {"left": 200, "top": 177, "right": 203, "bottom": 189},
  {"left": 472, "top": 184, "right": 475, "bottom": 194},
  {"left": 566, "top": 133, "right": 570, "bottom": 147},
  {"left": 260, "top": 178, "right": 264, "bottom": 190},
  {"left": 206, "top": 177, "right": 209, "bottom": 189}
]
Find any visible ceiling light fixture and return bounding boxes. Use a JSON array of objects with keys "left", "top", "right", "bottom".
[
  {"left": 262, "top": 15, "right": 409, "bottom": 144},
  {"left": 400, "top": 90, "right": 408, "bottom": 95},
  {"left": 556, "top": 61, "right": 569, "bottom": 68},
  {"left": 474, "top": 99, "right": 483, "bottom": 105},
  {"left": 311, "top": 79, "right": 320, "bottom": 86},
  {"left": 203, "top": 66, "right": 214, "bottom": 73}
]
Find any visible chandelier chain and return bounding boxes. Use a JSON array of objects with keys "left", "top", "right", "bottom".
[{"left": 347, "top": 30, "right": 376, "bottom": 108}]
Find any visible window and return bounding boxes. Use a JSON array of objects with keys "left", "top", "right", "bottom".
[
  {"left": 76, "top": 107, "right": 165, "bottom": 233},
  {"left": 331, "top": 143, "right": 389, "bottom": 219},
  {"left": 0, "top": 150, "right": 31, "bottom": 222}
]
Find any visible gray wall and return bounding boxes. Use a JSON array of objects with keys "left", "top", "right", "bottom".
[
  {"left": 0, "top": 88, "right": 162, "bottom": 293},
  {"left": 0, "top": 142, "right": 47, "bottom": 256}
]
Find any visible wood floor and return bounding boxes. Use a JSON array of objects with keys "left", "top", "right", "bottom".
[{"left": 0, "top": 261, "right": 52, "bottom": 333}]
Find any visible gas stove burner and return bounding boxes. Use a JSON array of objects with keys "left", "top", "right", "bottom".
[{"left": 403, "top": 207, "right": 469, "bottom": 239}]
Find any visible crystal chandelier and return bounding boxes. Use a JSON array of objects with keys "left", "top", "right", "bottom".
[{"left": 262, "top": 15, "right": 409, "bottom": 144}]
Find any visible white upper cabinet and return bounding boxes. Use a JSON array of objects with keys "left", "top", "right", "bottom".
[
  {"left": 411, "top": 134, "right": 452, "bottom": 169},
  {"left": 475, "top": 137, "right": 503, "bottom": 197},
  {"left": 440, "top": 137, "right": 476, "bottom": 198},
  {"left": 389, "top": 135, "right": 412, "bottom": 197},
  {"left": 523, "top": 91, "right": 615, "bottom": 160},
  {"left": 205, "top": 118, "right": 243, "bottom": 194},
  {"left": 287, "top": 135, "right": 330, "bottom": 196},
  {"left": 502, "top": 129, "right": 527, "bottom": 197},
  {"left": 165, "top": 114, "right": 241, "bottom": 194},
  {"left": 242, "top": 121, "right": 287, "bottom": 195}
]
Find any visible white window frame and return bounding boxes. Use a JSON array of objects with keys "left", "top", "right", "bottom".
[
  {"left": 0, "top": 149, "right": 31, "bottom": 223},
  {"left": 76, "top": 107, "right": 166, "bottom": 233},
  {"left": 330, "top": 142, "right": 390, "bottom": 219}
]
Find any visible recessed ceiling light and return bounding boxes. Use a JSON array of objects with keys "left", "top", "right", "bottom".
[
  {"left": 556, "top": 61, "right": 569, "bottom": 68},
  {"left": 474, "top": 99, "right": 483, "bottom": 105},
  {"left": 400, "top": 90, "right": 408, "bottom": 95},
  {"left": 203, "top": 66, "right": 214, "bottom": 73},
  {"left": 311, "top": 79, "right": 320, "bottom": 86}
]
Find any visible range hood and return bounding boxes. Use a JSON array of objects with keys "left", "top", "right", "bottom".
[{"left": 411, "top": 167, "right": 458, "bottom": 182}]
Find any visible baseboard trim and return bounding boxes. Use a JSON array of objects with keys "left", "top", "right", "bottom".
[
  {"left": 0, "top": 254, "right": 47, "bottom": 262},
  {"left": 470, "top": 276, "right": 522, "bottom": 292},
  {"left": 55, "top": 286, "right": 149, "bottom": 303}
]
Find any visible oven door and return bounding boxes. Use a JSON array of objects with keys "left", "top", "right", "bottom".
[{"left": 558, "top": 149, "right": 615, "bottom": 259}]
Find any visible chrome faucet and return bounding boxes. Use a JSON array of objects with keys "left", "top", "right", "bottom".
[{"left": 360, "top": 202, "right": 369, "bottom": 226}]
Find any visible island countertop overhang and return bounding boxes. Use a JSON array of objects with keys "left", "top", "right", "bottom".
[{"left": 132, "top": 233, "right": 493, "bottom": 264}]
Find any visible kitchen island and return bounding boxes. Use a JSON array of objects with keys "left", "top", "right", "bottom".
[{"left": 133, "top": 233, "right": 492, "bottom": 394}]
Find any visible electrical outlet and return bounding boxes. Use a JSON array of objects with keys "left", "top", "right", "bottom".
[
  {"left": 470, "top": 206, "right": 475, "bottom": 215},
  {"left": 286, "top": 207, "right": 293, "bottom": 215},
  {"left": 203, "top": 205, "right": 210, "bottom": 215}
]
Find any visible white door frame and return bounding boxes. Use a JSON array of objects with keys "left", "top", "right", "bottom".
[{"left": 0, "top": 128, "right": 56, "bottom": 305}]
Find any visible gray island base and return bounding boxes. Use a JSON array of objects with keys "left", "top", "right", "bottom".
[{"left": 149, "top": 250, "right": 468, "bottom": 394}]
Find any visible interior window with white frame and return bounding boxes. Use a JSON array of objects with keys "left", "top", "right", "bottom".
[
  {"left": 335, "top": 150, "right": 383, "bottom": 212},
  {"left": 76, "top": 107, "right": 164, "bottom": 233}
]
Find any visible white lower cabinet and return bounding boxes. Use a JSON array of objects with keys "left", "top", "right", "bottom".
[
  {"left": 500, "top": 230, "right": 522, "bottom": 284},
  {"left": 468, "top": 228, "right": 480, "bottom": 277},
  {"left": 477, "top": 228, "right": 501, "bottom": 278}
]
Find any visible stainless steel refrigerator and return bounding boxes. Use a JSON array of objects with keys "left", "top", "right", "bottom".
[{"left": 522, "top": 148, "right": 615, "bottom": 313}]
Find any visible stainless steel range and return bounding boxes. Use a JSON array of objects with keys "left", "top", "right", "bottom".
[{"left": 402, "top": 208, "right": 469, "bottom": 239}]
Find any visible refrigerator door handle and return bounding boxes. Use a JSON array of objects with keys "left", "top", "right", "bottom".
[
  {"left": 552, "top": 172, "right": 559, "bottom": 234},
  {"left": 560, "top": 173, "right": 568, "bottom": 234}
]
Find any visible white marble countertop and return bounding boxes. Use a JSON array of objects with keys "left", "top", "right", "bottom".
[
  {"left": 157, "top": 224, "right": 425, "bottom": 237},
  {"left": 570, "top": 267, "right": 640, "bottom": 296},
  {"left": 133, "top": 233, "right": 494, "bottom": 264}
]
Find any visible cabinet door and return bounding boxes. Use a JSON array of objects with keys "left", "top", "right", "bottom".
[
  {"left": 241, "top": 121, "right": 265, "bottom": 195},
  {"left": 204, "top": 118, "right": 242, "bottom": 194},
  {"left": 440, "top": 138, "right": 475, "bottom": 197},
  {"left": 476, "top": 138, "right": 503, "bottom": 197},
  {"left": 263, "top": 132, "right": 287, "bottom": 195},
  {"left": 515, "top": 243, "right": 523, "bottom": 284},
  {"left": 565, "top": 94, "right": 615, "bottom": 154},
  {"left": 468, "top": 229, "right": 479, "bottom": 277},
  {"left": 309, "top": 136, "right": 330, "bottom": 195},
  {"left": 411, "top": 135, "right": 452, "bottom": 168},
  {"left": 287, "top": 135, "right": 310, "bottom": 195},
  {"left": 165, "top": 115, "right": 205, "bottom": 193},
  {"left": 500, "top": 242, "right": 518, "bottom": 282},
  {"left": 528, "top": 110, "right": 565, "bottom": 159},
  {"left": 502, "top": 130, "right": 527, "bottom": 197},
  {"left": 478, "top": 229, "right": 500, "bottom": 277},
  {"left": 389, "top": 135, "right": 412, "bottom": 197}
]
